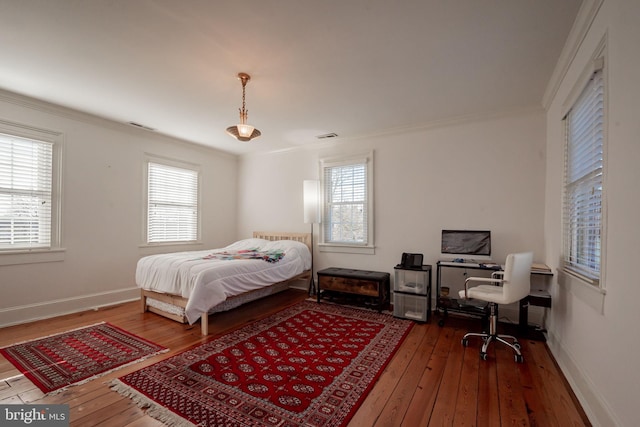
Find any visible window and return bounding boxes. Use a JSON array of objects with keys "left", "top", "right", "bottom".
[
  {"left": 0, "top": 131, "right": 58, "bottom": 252},
  {"left": 320, "top": 152, "right": 374, "bottom": 254},
  {"left": 146, "top": 158, "right": 199, "bottom": 244},
  {"left": 562, "top": 64, "right": 604, "bottom": 286}
]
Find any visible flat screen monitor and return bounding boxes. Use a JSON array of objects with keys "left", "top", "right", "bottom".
[{"left": 441, "top": 230, "right": 491, "bottom": 256}]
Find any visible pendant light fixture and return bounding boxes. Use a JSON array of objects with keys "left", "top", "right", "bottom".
[{"left": 226, "top": 72, "right": 261, "bottom": 142}]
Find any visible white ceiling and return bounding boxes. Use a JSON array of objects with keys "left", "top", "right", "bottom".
[{"left": 0, "top": 0, "right": 582, "bottom": 155}]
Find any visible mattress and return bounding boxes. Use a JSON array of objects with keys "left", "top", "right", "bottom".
[{"left": 136, "top": 238, "right": 311, "bottom": 324}]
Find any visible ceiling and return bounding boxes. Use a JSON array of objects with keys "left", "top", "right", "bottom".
[{"left": 0, "top": 0, "right": 582, "bottom": 155}]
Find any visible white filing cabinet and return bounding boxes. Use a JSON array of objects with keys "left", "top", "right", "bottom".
[{"left": 393, "top": 265, "right": 432, "bottom": 322}]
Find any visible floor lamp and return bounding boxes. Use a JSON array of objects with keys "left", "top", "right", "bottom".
[{"left": 303, "top": 180, "right": 320, "bottom": 296}]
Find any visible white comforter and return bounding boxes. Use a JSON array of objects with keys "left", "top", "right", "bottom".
[{"left": 136, "top": 238, "right": 311, "bottom": 324}]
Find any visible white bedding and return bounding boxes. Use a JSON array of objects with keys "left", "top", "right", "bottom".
[{"left": 136, "top": 238, "right": 311, "bottom": 324}]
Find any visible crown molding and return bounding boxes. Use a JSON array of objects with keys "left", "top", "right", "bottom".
[
  {"left": 542, "top": 0, "right": 605, "bottom": 109},
  {"left": 0, "top": 88, "right": 236, "bottom": 159},
  {"left": 242, "top": 104, "right": 544, "bottom": 159}
]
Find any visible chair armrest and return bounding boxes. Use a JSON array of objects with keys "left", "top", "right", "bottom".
[
  {"left": 462, "top": 276, "right": 504, "bottom": 299},
  {"left": 491, "top": 271, "right": 504, "bottom": 279}
]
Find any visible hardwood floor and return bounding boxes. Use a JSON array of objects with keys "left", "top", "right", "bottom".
[{"left": 0, "top": 289, "right": 590, "bottom": 426}]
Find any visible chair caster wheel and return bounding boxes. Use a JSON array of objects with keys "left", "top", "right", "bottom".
[
  {"left": 462, "top": 338, "right": 468, "bottom": 347},
  {"left": 515, "top": 354, "right": 524, "bottom": 363},
  {"left": 480, "top": 352, "right": 488, "bottom": 361},
  {"left": 513, "top": 342, "right": 521, "bottom": 350}
]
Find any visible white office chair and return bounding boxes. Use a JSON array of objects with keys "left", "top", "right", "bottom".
[{"left": 458, "top": 252, "right": 533, "bottom": 363}]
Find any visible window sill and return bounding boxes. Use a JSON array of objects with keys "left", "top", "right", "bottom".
[
  {"left": 318, "top": 243, "right": 375, "bottom": 255},
  {"left": 0, "top": 248, "right": 66, "bottom": 266},
  {"left": 139, "top": 241, "right": 203, "bottom": 254},
  {"left": 558, "top": 268, "right": 606, "bottom": 314}
]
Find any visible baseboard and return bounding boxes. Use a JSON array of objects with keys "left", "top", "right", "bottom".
[
  {"left": 0, "top": 287, "right": 139, "bottom": 328},
  {"left": 547, "top": 330, "right": 619, "bottom": 427},
  {"left": 499, "top": 305, "right": 545, "bottom": 327},
  {"left": 288, "top": 283, "right": 308, "bottom": 292}
]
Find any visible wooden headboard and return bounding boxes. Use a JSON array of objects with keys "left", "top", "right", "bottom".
[{"left": 253, "top": 231, "right": 312, "bottom": 252}]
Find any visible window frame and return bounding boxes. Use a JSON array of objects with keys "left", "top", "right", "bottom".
[
  {"left": 319, "top": 151, "right": 374, "bottom": 254},
  {"left": 561, "top": 55, "right": 606, "bottom": 289},
  {"left": 143, "top": 155, "right": 201, "bottom": 246},
  {"left": 0, "top": 119, "right": 64, "bottom": 265}
]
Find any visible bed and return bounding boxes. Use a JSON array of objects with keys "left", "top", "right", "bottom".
[{"left": 138, "top": 231, "right": 312, "bottom": 335}]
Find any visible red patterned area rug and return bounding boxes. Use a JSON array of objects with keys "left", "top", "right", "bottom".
[
  {"left": 111, "top": 301, "right": 413, "bottom": 426},
  {"left": 0, "top": 322, "right": 167, "bottom": 394}
]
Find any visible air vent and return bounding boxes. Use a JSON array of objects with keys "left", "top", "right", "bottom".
[
  {"left": 316, "top": 132, "right": 338, "bottom": 139},
  {"left": 128, "top": 122, "right": 156, "bottom": 131}
]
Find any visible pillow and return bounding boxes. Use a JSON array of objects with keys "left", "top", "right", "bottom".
[
  {"left": 223, "top": 238, "right": 269, "bottom": 251},
  {"left": 263, "top": 239, "right": 308, "bottom": 252}
]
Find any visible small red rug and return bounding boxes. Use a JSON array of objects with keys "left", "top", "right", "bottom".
[
  {"left": 112, "top": 301, "right": 413, "bottom": 426},
  {"left": 0, "top": 322, "right": 167, "bottom": 394}
]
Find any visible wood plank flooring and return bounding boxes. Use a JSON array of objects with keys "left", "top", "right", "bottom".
[{"left": 0, "top": 289, "right": 590, "bottom": 426}]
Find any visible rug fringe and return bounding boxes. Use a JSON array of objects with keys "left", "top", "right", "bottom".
[
  {"left": 110, "top": 379, "right": 196, "bottom": 427},
  {"left": 305, "top": 297, "right": 395, "bottom": 316}
]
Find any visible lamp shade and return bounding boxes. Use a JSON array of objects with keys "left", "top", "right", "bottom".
[
  {"left": 226, "top": 124, "right": 261, "bottom": 142},
  {"left": 303, "top": 180, "right": 320, "bottom": 224}
]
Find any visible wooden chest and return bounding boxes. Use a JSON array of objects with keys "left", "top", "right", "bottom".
[{"left": 317, "top": 267, "right": 390, "bottom": 311}]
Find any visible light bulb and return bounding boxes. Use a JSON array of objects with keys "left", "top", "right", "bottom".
[{"left": 237, "top": 124, "right": 254, "bottom": 138}]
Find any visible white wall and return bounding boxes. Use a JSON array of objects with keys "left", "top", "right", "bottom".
[
  {"left": 544, "top": 1, "right": 640, "bottom": 426},
  {"left": 238, "top": 110, "right": 548, "bottom": 319},
  {"left": 0, "top": 91, "right": 238, "bottom": 326}
]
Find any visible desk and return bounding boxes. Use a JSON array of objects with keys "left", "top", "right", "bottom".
[{"left": 436, "top": 261, "right": 552, "bottom": 334}]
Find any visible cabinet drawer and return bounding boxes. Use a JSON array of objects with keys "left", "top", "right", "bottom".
[
  {"left": 393, "top": 293, "right": 429, "bottom": 322},
  {"left": 319, "top": 275, "right": 380, "bottom": 297},
  {"left": 394, "top": 269, "right": 429, "bottom": 295}
]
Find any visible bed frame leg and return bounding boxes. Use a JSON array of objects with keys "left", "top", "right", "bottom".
[
  {"left": 140, "top": 289, "right": 148, "bottom": 313},
  {"left": 201, "top": 313, "right": 209, "bottom": 335}
]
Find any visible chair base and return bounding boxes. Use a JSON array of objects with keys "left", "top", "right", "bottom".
[{"left": 461, "top": 302, "right": 524, "bottom": 363}]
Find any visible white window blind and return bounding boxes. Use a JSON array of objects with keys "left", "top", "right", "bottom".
[
  {"left": 323, "top": 161, "right": 368, "bottom": 245},
  {"left": 147, "top": 161, "right": 199, "bottom": 243},
  {"left": 563, "top": 68, "right": 604, "bottom": 284},
  {"left": 0, "top": 133, "right": 53, "bottom": 250}
]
